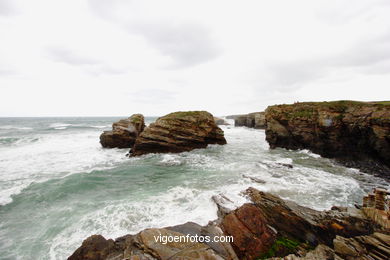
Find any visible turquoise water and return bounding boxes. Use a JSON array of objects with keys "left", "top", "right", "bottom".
[{"left": 0, "top": 117, "right": 388, "bottom": 259}]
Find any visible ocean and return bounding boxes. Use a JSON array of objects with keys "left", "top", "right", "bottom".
[{"left": 0, "top": 117, "right": 388, "bottom": 259}]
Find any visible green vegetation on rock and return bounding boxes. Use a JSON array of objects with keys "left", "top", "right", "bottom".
[{"left": 259, "top": 237, "right": 302, "bottom": 259}]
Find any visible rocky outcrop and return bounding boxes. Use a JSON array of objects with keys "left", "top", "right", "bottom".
[
  {"left": 265, "top": 101, "right": 390, "bottom": 178},
  {"left": 214, "top": 117, "right": 229, "bottom": 126},
  {"left": 69, "top": 224, "right": 237, "bottom": 260},
  {"left": 232, "top": 112, "right": 266, "bottom": 129},
  {"left": 69, "top": 187, "right": 389, "bottom": 260},
  {"left": 130, "top": 111, "right": 227, "bottom": 156},
  {"left": 100, "top": 114, "right": 145, "bottom": 148}
]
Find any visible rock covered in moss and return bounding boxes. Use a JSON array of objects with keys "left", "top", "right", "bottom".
[
  {"left": 100, "top": 114, "right": 145, "bottom": 148},
  {"left": 265, "top": 101, "right": 390, "bottom": 178},
  {"left": 130, "top": 111, "right": 227, "bottom": 156}
]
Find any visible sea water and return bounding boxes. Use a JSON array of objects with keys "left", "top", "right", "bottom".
[{"left": 0, "top": 117, "right": 388, "bottom": 259}]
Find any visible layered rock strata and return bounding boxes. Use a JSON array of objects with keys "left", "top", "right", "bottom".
[
  {"left": 100, "top": 114, "right": 145, "bottom": 148},
  {"left": 130, "top": 111, "right": 227, "bottom": 156},
  {"left": 265, "top": 101, "right": 390, "bottom": 178},
  {"left": 69, "top": 187, "right": 389, "bottom": 260}
]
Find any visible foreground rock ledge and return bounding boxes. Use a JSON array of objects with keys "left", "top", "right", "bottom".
[
  {"left": 68, "top": 187, "right": 389, "bottom": 260},
  {"left": 265, "top": 101, "right": 390, "bottom": 178},
  {"left": 100, "top": 114, "right": 145, "bottom": 148},
  {"left": 130, "top": 111, "right": 227, "bottom": 156}
]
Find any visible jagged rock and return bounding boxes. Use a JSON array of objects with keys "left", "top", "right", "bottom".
[
  {"left": 233, "top": 112, "right": 266, "bottom": 129},
  {"left": 333, "top": 232, "right": 390, "bottom": 260},
  {"left": 244, "top": 187, "right": 375, "bottom": 246},
  {"left": 130, "top": 111, "right": 226, "bottom": 156},
  {"left": 269, "top": 244, "right": 335, "bottom": 260},
  {"left": 68, "top": 235, "right": 123, "bottom": 260},
  {"left": 100, "top": 114, "right": 145, "bottom": 148},
  {"left": 214, "top": 117, "right": 229, "bottom": 125},
  {"left": 68, "top": 226, "right": 231, "bottom": 260},
  {"left": 265, "top": 101, "right": 390, "bottom": 178},
  {"left": 68, "top": 187, "right": 386, "bottom": 260},
  {"left": 221, "top": 204, "right": 277, "bottom": 259}
]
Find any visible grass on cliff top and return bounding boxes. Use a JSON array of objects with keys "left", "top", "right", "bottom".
[
  {"left": 163, "top": 111, "right": 211, "bottom": 118},
  {"left": 273, "top": 100, "right": 390, "bottom": 107},
  {"left": 268, "top": 100, "right": 390, "bottom": 117}
]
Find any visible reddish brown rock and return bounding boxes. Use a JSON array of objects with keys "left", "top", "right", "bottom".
[
  {"left": 100, "top": 114, "right": 145, "bottom": 148},
  {"left": 245, "top": 187, "right": 375, "bottom": 246},
  {"left": 130, "top": 111, "right": 226, "bottom": 156},
  {"left": 68, "top": 187, "right": 386, "bottom": 260},
  {"left": 221, "top": 204, "right": 277, "bottom": 259}
]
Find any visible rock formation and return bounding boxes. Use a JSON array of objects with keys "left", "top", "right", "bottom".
[
  {"left": 100, "top": 114, "right": 145, "bottom": 148},
  {"left": 265, "top": 101, "right": 390, "bottom": 178},
  {"left": 229, "top": 112, "right": 266, "bottom": 129},
  {"left": 130, "top": 111, "right": 227, "bottom": 156},
  {"left": 214, "top": 117, "right": 229, "bottom": 126},
  {"left": 68, "top": 187, "right": 390, "bottom": 260}
]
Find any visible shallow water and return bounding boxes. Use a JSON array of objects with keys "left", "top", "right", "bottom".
[{"left": 0, "top": 117, "right": 388, "bottom": 259}]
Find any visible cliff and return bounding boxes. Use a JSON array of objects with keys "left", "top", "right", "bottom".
[
  {"left": 265, "top": 101, "right": 390, "bottom": 178},
  {"left": 68, "top": 187, "right": 390, "bottom": 260},
  {"left": 228, "top": 112, "right": 266, "bottom": 129},
  {"left": 130, "top": 111, "right": 227, "bottom": 156}
]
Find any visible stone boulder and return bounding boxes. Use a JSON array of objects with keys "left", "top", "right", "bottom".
[
  {"left": 100, "top": 114, "right": 145, "bottom": 148},
  {"left": 130, "top": 111, "right": 227, "bottom": 156},
  {"left": 265, "top": 101, "right": 390, "bottom": 178}
]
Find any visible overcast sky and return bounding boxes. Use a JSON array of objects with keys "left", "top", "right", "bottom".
[{"left": 1, "top": 0, "right": 390, "bottom": 116}]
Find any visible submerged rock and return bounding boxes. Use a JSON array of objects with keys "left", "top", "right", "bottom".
[
  {"left": 100, "top": 114, "right": 145, "bottom": 148},
  {"left": 130, "top": 111, "right": 226, "bottom": 156},
  {"left": 265, "top": 101, "right": 390, "bottom": 178}
]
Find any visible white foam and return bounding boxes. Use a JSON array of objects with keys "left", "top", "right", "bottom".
[
  {"left": 0, "top": 131, "right": 126, "bottom": 206},
  {"left": 49, "top": 183, "right": 250, "bottom": 260},
  {"left": 0, "top": 125, "right": 33, "bottom": 130},
  {"left": 298, "top": 149, "right": 321, "bottom": 158},
  {"left": 49, "top": 123, "right": 72, "bottom": 129}
]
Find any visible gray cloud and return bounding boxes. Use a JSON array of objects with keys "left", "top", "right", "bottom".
[
  {"left": 0, "top": 0, "right": 16, "bottom": 16},
  {"left": 127, "top": 89, "right": 176, "bottom": 104},
  {"left": 130, "top": 22, "right": 220, "bottom": 68},
  {"left": 0, "top": 68, "right": 19, "bottom": 79},
  {"left": 88, "top": 0, "right": 220, "bottom": 68},
  {"left": 45, "top": 47, "right": 128, "bottom": 76},
  {"left": 316, "top": 0, "right": 390, "bottom": 25},
  {"left": 259, "top": 31, "right": 390, "bottom": 92},
  {"left": 46, "top": 47, "right": 101, "bottom": 66}
]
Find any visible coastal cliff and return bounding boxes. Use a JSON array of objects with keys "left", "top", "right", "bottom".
[
  {"left": 265, "top": 101, "right": 390, "bottom": 178},
  {"left": 228, "top": 112, "right": 266, "bottom": 129},
  {"left": 130, "top": 111, "right": 227, "bottom": 156},
  {"left": 68, "top": 187, "right": 390, "bottom": 260}
]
